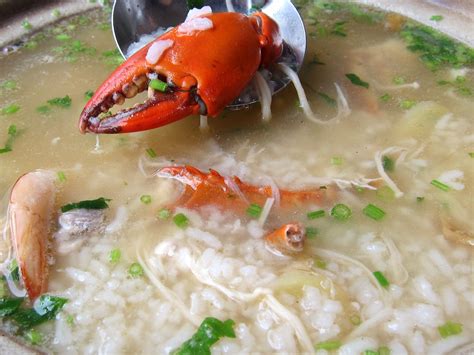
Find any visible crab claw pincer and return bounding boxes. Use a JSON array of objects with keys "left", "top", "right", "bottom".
[{"left": 79, "top": 9, "right": 283, "bottom": 134}]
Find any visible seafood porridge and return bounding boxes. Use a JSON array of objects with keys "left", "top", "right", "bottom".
[{"left": 0, "top": 1, "right": 473, "bottom": 354}]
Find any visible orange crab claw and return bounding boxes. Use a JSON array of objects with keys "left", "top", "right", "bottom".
[
  {"left": 79, "top": 11, "right": 283, "bottom": 134},
  {"left": 265, "top": 223, "right": 305, "bottom": 255},
  {"left": 157, "top": 165, "right": 334, "bottom": 213}
]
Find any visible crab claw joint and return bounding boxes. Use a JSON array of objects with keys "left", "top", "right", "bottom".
[{"left": 79, "top": 11, "right": 283, "bottom": 134}]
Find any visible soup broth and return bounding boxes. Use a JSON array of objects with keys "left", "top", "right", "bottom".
[{"left": 0, "top": 2, "right": 473, "bottom": 354}]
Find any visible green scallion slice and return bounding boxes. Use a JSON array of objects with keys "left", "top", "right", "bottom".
[
  {"left": 158, "top": 208, "right": 171, "bottom": 219},
  {"left": 24, "top": 329, "right": 43, "bottom": 345},
  {"left": 373, "top": 271, "right": 390, "bottom": 288},
  {"left": 363, "top": 204, "right": 386, "bottom": 221},
  {"left": 468, "top": 152, "right": 474, "bottom": 158},
  {"left": 382, "top": 156, "right": 394, "bottom": 172},
  {"left": 400, "top": 99, "right": 417, "bottom": 109},
  {"left": 109, "top": 248, "right": 121, "bottom": 264},
  {"left": 52, "top": 9, "right": 61, "bottom": 17},
  {"left": 66, "top": 314, "right": 74, "bottom": 326},
  {"left": 60, "top": 197, "right": 110, "bottom": 212},
  {"left": 1, "top": 80, "right": 17, "bottom": 90},
  {"left": 56, "top": 33, "right": 71, "bottom": 41},
  {"left": 392, "top": 76, "right": 406, "bottom": 85},
  {"left": 315, "top": 340, "right": 341, "bottom": 350},
  {"left": 378, "top": 346, "right": 391, "bottom": 355},
  {"left": 146, "top": 148, "right": 157, "bottom": 158},
  {"left": 173, "top": 213, "right": 189, "bottom": 228},
  {"left": 140, "top": 195, "right": 152, "bottom": 204},
  {"left": 22, "top": 20, "right": 32, "bottom": 30},
  {"left": 128, "top": 262, "right": 144, "bottom": 278},
  {"left": 318, "top": 92, "right": 336, "bottom": 106},
  {"left": 149, "top": 79, "right": 168, "bottom": 92},
  {"left": 416, "top": 196, "right": 425, "bottom": 202},
  {"left": 36, "top": 105, "right": 51, "bottom": 114},
  {"left": 1, "top": 104, "right": 20, "bottom": 115},
  {"left": 57, "top": 171, "right": 67, "bottom": 182},
  {"left": 379, "top": 93, "right": 391, "bottom": 102},
  {"left": 430, "top": 15, "right": 443, "bottom": 22},
  {"left": 345, "top": 73, "right": 369, "bottom": 89},
  {"left": 306, "top": 227, "right": 318, "bottom": 239},
  {"left": 246, "top": 203, "right": 262, "bottom": 218},
  {"left": 330, "top": 203, "right": 352, "bottom": 221},
  {"left": 307, "top": 209, "right": 325, "bottom": 219},
  {"left": 84, "top": 90, "right": 94, "bottom": 100},
  {"left": 350, "top": 314, "right": 361, "bottom": 325},
  {"left": 331, "top": 156, "right": 344, "bottom": 166},
  {"left": 314, "top": 259, "right": 326, "bottom": 269},
  {"left": 363, "top": 350, "right": 378, "bottom": 355},
  {"left": 431, "top": 179, "right": 450, "bottom": 191},
  {"left": 438, "top": 321, "right": 463, "bottom": 338},
  {"left": 47, "top": 95, "right": 72, "bottom": 108}
]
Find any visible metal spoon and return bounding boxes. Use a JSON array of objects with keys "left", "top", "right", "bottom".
[{"left": 111, "top": 0, "right": 306, "bottom": 109}]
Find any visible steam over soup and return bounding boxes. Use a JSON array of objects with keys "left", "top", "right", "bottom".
[{"left": 0, "top": 2, "right": 473, "bottom": 354}]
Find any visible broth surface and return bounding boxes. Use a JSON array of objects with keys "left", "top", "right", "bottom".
[{"left": 0, "top": 3, "right": 473, "bottom": 354}]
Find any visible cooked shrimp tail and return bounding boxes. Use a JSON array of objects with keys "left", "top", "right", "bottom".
[{"left": 265, "top": 223, "right": 305, "bottom": 256}]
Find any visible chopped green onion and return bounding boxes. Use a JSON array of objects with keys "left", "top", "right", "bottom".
[
  {"left": 378, "top": 346, "right": 391, "bottom": 355},
  {"left": 363, "top": 350, "right": 378, "bottom": 355},
  {"left": 36, "top": 105, "right": 51, "bottom": 114},
  {"left": 246, "top": 203, "right": 262, "bottom": 218},
  {"left": 315, "top": 340, "right": 341, "bottom": 350},
  {"left": 11, "top": 295, "right": 68, "bottom": 331},
  {"left": 376, "top": 186, "right": 395, "bottom": 201},
  {"left": 60, "top": 197, "right": 111, "bottom": 212},
  {"left": 146, "top": 148, "right": 157, "bottom": 158},
  {"left": 363, "top": 203, "right": 386, "bottom": 221},
  {"left": 314, "top": 259, "right": 326, "bottom": 269},
  {"left": 318, "top": 92, "right": 336, "bottom": 106},
  {"left": 1, "top": 104, "right": 20, "bottom": 115},
  {"left": 345, "top": 73, "right": 369, "bottom": 89},
  {"left": 306, "top": 227, "right": 318, "bottom": 239},
  {"left": 392, "top": 76, "right": 406, "bottom": 85},
  {"left": 0, "top": 80, "right": 17, "bottom": 90},
  {"left": 149, "top": 79, "right": 168, "bottom": 92},
  {"left": 84, "top": 90, "right": 94, "bottom": 100},
  {"left": 47, "top": 95, "right": 72, "bottom": 108},
  {"left": 0, "top": 297, "right": 24, "bottom": 317},
  {"left": 331, "top": 21, "right": 347, "bottom": 37},
  {"left": 173, "top": 213, "right": 189, "bottom": 228},
  {"left": 128, "top": 262, "right": 144, "bottom": 278},
  {"left": 109, "top": 248, "right": 121, "bottom": 264},
  {"left": 52, "top": 9, "right": 61, "bottom": 17},
  {"left": 22, "top": 20, "right": 32, "bottom": 30},
  {"left": 25, "top": 329, "right": 43, "bottom": 345},
  {"left": 307, "top": 209, "right": 325, "bottom": 219},
  {"left": 57, "top": 171, "right": 67, "bottom": 182},
  {"left": 331, "top": 156, "right": 344, "bottom": 165},
  {"left": 430, "top": 15, "right": 443, "bottom": 22},
  {"left": 379, "top": 93, "right": 391, "bottom": 102},
  {"left": 56, "top": 33, "right": 71, "bottom": 41},
  {"left": 373, "top": 271, "right": 390, "bottom": 288},
  {"left": 437, "top": 80, "right": 450, "bottom": 86},
  {"left": 8, "top": 259, "right": 20, "bottom": 281},
  {"left": 382, "top": 156, "right": 395, "bottom": 172},
  {"left": 469, "top": 152, "right": 474, "bottom": 158},
  {"left": 0, "top": 125, "right": 19, "bottom": 154},
  {"left": 350, "top": 314, "right": 361, "bottom": 325},
  {"left": 416, "top": 196, "right": 425, "bottom": 202},
  {"left": 400, "top": 99, "right": 417, "bottom": 109},
  {"left": 140, "top": 195, "right": 152, "bottom": 204},
  {"left": 438, "top": 321, "right": 463, "bottom": 338},
  {"left": 66, "top": 314, "right": 74, "bottom": 326},
  {"left": 431, "top": 179, "right": 450, "bottom": 191},
  {"left": 330, "top": 203, "right": 352, "bottom": 221},
  {"left": 158, "top": 208, "right": 171, "bottom": 219}
]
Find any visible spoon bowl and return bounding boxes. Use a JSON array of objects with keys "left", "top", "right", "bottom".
[{"left": 112, "top": 0, "right": 306, "bottom": 108}]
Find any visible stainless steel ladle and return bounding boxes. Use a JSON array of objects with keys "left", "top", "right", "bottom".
[{"left": 111, "top": 0, "right": 306, "bottom": 109}]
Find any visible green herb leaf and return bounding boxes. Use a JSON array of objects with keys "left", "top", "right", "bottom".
[
  {"left": 8, "top": 259, "right": 20, "bottom": 281},
  {"left": 318, "top": 92, "right": 336, "bottom": 106},
  {"left": 36, "top": 105, "right": 51, "bottom": 114},
  {"left": 25, "top": 329, "right": 43, "bottom": 345},
  {"left": 306, "top": 227, "right": 318, "bottom": 239},
  {"left": 128, "top": 262, "right": 144, "bottom": 278},
  {"left": 363, "top": 350, "right": 379, "bottom": 355},
  {"left": 330, "top": 203, "right": 352, "bottom": 221},
  {"left": 22, "top": 20, "right": 32, "bottom": 31},
  {"left": 0, "top": 125, "right": 19, "bottom": 154},
  {"left": 345, "top": 73, "right": 369, "bottom": 89},
  {"left": 158, "top": 208, "right": 171, "bottom": 219},
  {"left": 363, "top": 204, "right": 386, "bottom": 221},
  {"left": 56, "top": 34, "right": 71, "bottom": 41},
  {"left": 373, "top": 271, "right": 390, "bottom": 288},
  {"left": 109, "top": 249, "right": 121, "bottom": 264},
  {"left": 140, "top": 195, "right": 152, "bottom": 204},
  {"left": 12, "top": 295, "right": 68, "bottom": 330},
  {"left": 60, "top": 197, "right": 111, "bottom": 212},
  {"left": 47, "top": 95, "right": 72, "bottom": 108},
  {"left": 430, "top": 15, "right": 443, "bottom": 22},
  {"left": 52, "top": 9, "right": 61, "bottom": 17},
  {"left": 331, "top": 21, "right": 347, "bottom": 37},
  {"left": 331, "top": 156, "right": 344, "bottom": 165},
  {"left": 392, "top": 76, "right": 406, "bottom": 85},
  {"left": 102, "top": 49, "right": 124, "bottom": 67},
  {"left": 400, "top": 99, "right": 417, "bottom": 109},
  {"left": 315, "top": 340, "right": 341, "bottom": 350},
  {"left": 379, "top": 93, "right": 391, "bottom": 102},
  {"left": 246, "top": 203, "right": 262, "bottom": 218},
  {"left": 416, "top": 196, "right": 425, "bottom": 202},
  {"left": 431, "top": 179, "right": 450, "bottom": 192},
  {"left": 173, "top": 213, "right": 189, "bottom": 228},
  {"left": 314, "top": 259, "right": 326, "bottom": 269},
  {"left": 84, "top": 90, "right": 94, "bottom": 100},
  {"left": 57, "top": 171, "right": 66, "bottom": 182},
  {"left": 173, "top": 317, "right": 236, "bottom": 355},
  {"left": 0, "top": 80, "right": 17, "bottom": 90},
  {"left": 146, "top": 148, "right": 157, "bottom": 158},
  {"left": 382, "top": 156, "right": 395, "bottom": 172},
  {"left": 438, "top": 321, "right": 463, "bottom": 338},
  {"left": 1, "top": 104, "right": 20, "bottom": 115},
  {"left": 307, "top": 210, "right": 325, "bottom": 219},
  {"left": 378, "top": 346, "right": 391, "bottom": 355},
  {"left": 0, "top": 298, "right": 24, "bottom": 317}
]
